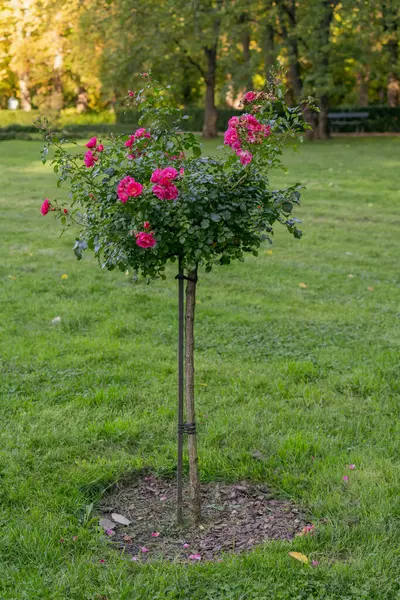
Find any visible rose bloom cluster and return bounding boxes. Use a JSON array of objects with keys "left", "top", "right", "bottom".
[
  {"left": 133, "top": 221, "right": 156, "bottom": 249},
  {"left": 125, "top": 128, "right": 151, "bottom": 160},
  {"left": 223, "top": 91, "right": 271, "bottom": 165},
  {"left": 150, "top": 166, "right": 181, "bottom": 200},
  {"left": 84, "top": 137, "right": 104, "bottom": 167}
]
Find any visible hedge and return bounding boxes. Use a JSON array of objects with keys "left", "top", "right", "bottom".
[{"left": 1, "top": 105, "right": 400, "bottom": 139}]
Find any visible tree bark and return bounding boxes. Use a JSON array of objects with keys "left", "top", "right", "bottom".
[
  {"left": 19, "top": 74, "right": 31, "bottom": 111},
  {"left": 263, "top": 21, "right": 275, "bottom": 83},
  {"left": 317, "top": 93, "right": 330, "bottom": 139},
  {"left": 185, "top": 267, "right": 201, "bottom": 523},
  {"left": 202, "top": 46, "right": 218, "bottom": 138}
]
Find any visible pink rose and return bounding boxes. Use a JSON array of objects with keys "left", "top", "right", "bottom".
[
  {"left": 136, "top": 232, "right": 156, "bottom": 249},
  {"left": 179, "top": 167, "right": 185, "bottom": 177},
  {"left": 228, "top": 116, "right": 239, "bottom": 127},
  {"left": 150, "top": 168, "right": 163, "bottom": 183},
  {"left": 237, "top": 150, "right": 253, "bottom": 165},
  {"left": 85, "top": 137, "right": 97, "bottom": 149},
  {"left": 263, "top": 124, "right": 271, "bottom": 137},
  {"left": 117, "top": 176, "right": 143, "bottom": 203},
  {"left": 244, "top": 91, "right": 257, "bottom": 103},
  {"left": 135, "top": 128, "right": 151, "bottom": 139},
  {"left": 84, "top": 150, "right": 97, "bottom": 168},
  {"left": 159, "top": 166, "right": 178, "bottom": 181},
  {"left": 96, "top": 144, "right": 104, "bottom": 152},
  {"left": 152, "top": 183, "right": 178, "bottom": 201},
  {"left": 125, "top": 136, "right": 135, "bottom": 148},
  {"left": 224, "top": 127, "right": 238, "bottom": 147},
  {"left": 41, "top": 198, "right": 50, "bottom": 215},
  {"left": 128, "top": 90, "right": 134, "bottom": 97},
  {"left": 143, "top": 221, "right": 150, "bottom": 229}
]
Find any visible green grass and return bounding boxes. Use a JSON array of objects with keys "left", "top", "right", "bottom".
[{"left": 1, "top": 137, "right": 400, "bottom": 599}]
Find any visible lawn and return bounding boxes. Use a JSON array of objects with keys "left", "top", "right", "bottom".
[{"left": 1, "top": 136, "right": 400, "bottom": 600}]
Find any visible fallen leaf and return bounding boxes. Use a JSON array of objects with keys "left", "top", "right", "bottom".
[
  {"left": 8, "top": 275, "right": 16, "bottom": 280},
  {"left": 123, "top": 535, "right": 132, "bottom": 542},
  {"left": 265, "top": 249, "right": 273, "bottom": 255},
  {"left": 299, "top": 282, "right": 307, "bottom": 289},
  {"left": 367, "top": 286, "right": 374, "bottom": 292},
  {"left": 288, "top": 551, "right": 309, "bottom": 564},
  {"left": 99, "top": 518, "right": 116, "bottom": 531},
  {"left": 200, "top": 383, "right": 208, "bottom": 387},
  {"left": 51, "top": 316, "right": 61, "bottom": 325},
  {"left": 111, "top": 513, "right": 131, "bottom": 526},
  {"left": 348, "top": 274, "right": 354, "bottom": 278}
]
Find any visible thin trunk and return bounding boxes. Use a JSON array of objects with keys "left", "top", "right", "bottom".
[
  {"left": 76, "top": 86, "right": 89, "bottom": 113},
  {"left": 388, "top": 74, "right": 400, "bottom": 107},
  {"left": 19, "top": 74, "right": 31, "bottom": 111},
  {"left": 242, "top": 27, "right": 253, "bottom": 91},
  {"left": 357, "top": 72, "right": 369, "bottom": 106},
  {"left": 202, "top": 47, "right": 218, "bottom": 138},
  {"left": 185, "top": 267, "right": 201, "bottom": 523},
  {"left": 277, "top": 1, "right": 302, "bottom": 102},
  {"left": 317, "top": 94, "right": 330, "bottom": 139},
  {"left": 263, "top": 21, "right": 275, "bottom": 83},
  {"left": 383, "top": 0, "right": 399, "bottom": 106},
  {"left": 51, "top": 49, "right": 63, "bottom": 111}
]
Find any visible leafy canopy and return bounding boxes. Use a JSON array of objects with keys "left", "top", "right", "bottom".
[{"left": 40, "top": 75, "right": 312, "bottom": 280}]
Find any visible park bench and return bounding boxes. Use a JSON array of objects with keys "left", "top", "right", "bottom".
[{"left": 328, "top": 111, "right": 369, "bottom": 133}]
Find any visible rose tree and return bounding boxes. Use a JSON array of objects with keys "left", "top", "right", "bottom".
[{"left": 39, "top": 76, "right": 312, "bottom": 524}]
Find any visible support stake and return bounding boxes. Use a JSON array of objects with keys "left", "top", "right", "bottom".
[{"left": 176, "top": 256, "right": 184, "bottom": 524}]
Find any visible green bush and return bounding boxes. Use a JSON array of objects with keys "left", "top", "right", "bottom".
[{"left": 0, "top": 109, "right": 116, "bottom": 129}]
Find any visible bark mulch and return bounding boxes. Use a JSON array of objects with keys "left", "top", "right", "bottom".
[{"left": 99, "top": 474, "right": 310, "bottom": 563}]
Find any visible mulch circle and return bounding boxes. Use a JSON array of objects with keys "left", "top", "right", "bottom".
[{"left": 99, "top": 474, "right": 310, "bottom": 562}]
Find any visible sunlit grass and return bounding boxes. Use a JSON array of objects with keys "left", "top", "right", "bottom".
[{"left": 0, "top": 137, "right": 400, "bottom": 599}]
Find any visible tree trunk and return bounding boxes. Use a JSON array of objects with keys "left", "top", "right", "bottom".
[
  {"left": 317, "top": 94, "right": 330, "bottom": 139},
  {"left": 19, "top": 74, "right": 31, "bottom": 111},
  {"left": 185, "top": 267, "right": 201, "bottom": 523},
  {"left": 76, "top": 87, "right": 89, "bottom": 113},
  {"left": 242, "top": 27, "right": 253, "bottom": 91},
  {"left": 202, "top": 47, "right": 218, "bottom": 138},
  {"left": 357, "top": 71, "right": 369, "bottom": 106},
  {"left": 387, "top": 74, "right": 400, "bottom": 107},
  {"left": 263, "top": 21, "right": 275, "bottom": 83}
]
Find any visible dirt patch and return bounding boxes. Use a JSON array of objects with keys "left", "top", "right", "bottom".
[{"left": 99, "top": 474, "right": 310, "bottom": 562}]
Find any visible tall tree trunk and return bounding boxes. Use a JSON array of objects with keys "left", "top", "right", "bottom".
[
  {"left": 263, "top": 21, "right": 275, "bottom": 83},
  {"left": 383, "top": 0, "right": 399, "bottom": 106},
  {"left": 317, "top": 93, "right": 330, "bottom": 139},
  {"left": 51, "top": 48, "right": 63, "bottom": 111},
  {"left": 242, "top": 27, "right": 253, "bottom": 91},
  {"left": 185, "top": 267, "right": 201, "bottom": 523},
  {"left": 202, "top": 46, "right": 218, "bottom": 138},
  {"left": 357, "top": 71, "right": 369, "bottom": 106},
  {"left": 76, "top": 86, "right": 89, "bottom": 113},
  {"left": 312, "top": 0, "right": 336, "bottom": 139},
  {"left": 19, "top": 74, "right": 31, "bottom": 111}
]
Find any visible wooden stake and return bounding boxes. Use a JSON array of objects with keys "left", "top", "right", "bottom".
[{"left": 185, "top": 266, "right": 201, "bottom": 523}]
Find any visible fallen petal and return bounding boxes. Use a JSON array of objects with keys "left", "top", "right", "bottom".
[
  {"left": 189, "top": 554, "right": 201, "bottom": 561},
  {"left": 140, "top": 547, "right": 149, "bottom": 553},
  {"left": 99, "top": 518, "right": 116, "bottom": 531},
  {"left": 151, "top": 532, "right": 160, "bottom": 538},
  {"left": 111, "top": 513, "right": 131, "bottom": 526}
]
